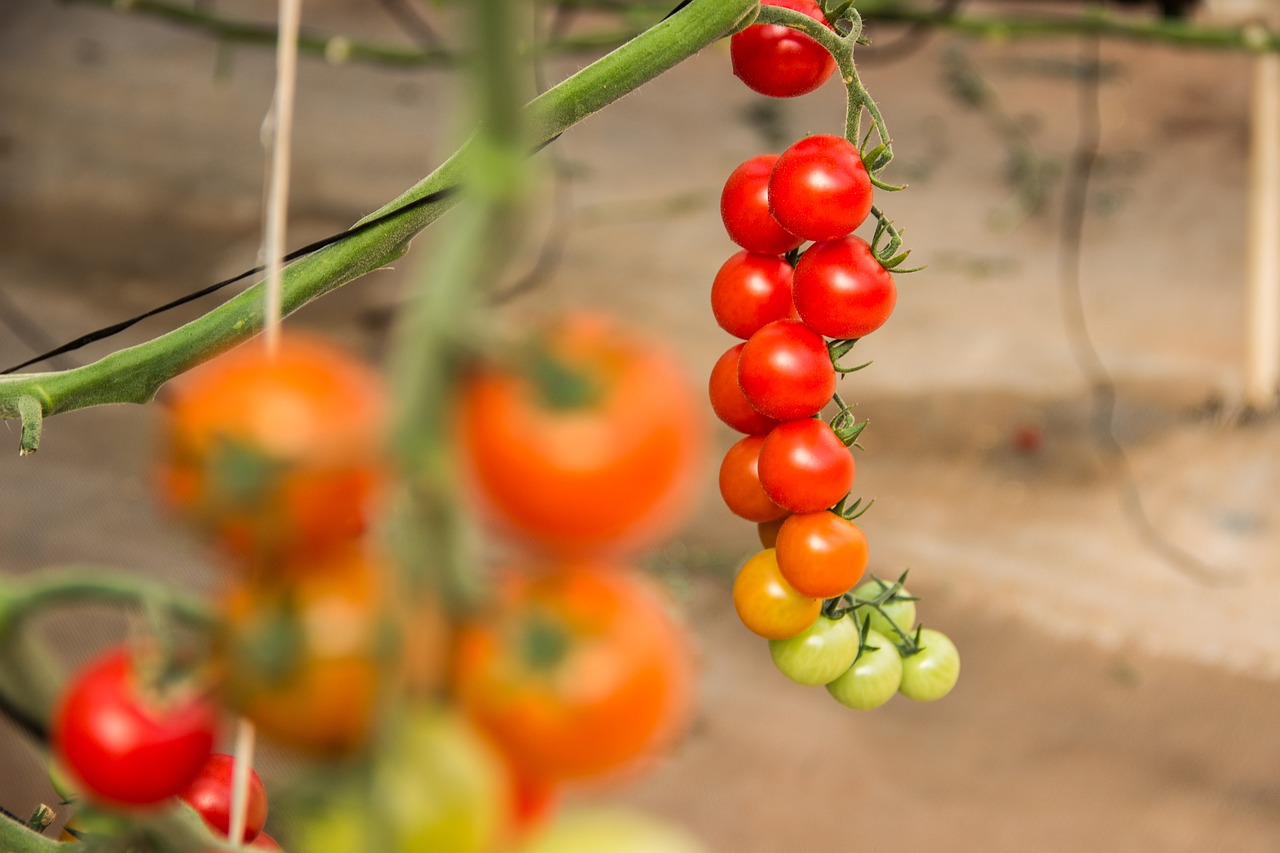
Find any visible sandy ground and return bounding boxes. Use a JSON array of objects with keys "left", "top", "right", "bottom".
[{"left": 3, "top": 0, "right": 1280, "bottom": 849}]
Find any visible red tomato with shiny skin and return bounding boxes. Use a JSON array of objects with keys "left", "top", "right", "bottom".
[
  {"left": 709, "top": 344, "right": 780, "bottom": 436},
  {"left": 718, "top": 435, "right": 788, "bottom": 523},
  {"left": 769, "top": 135, "right": 873, "bottom": 242},
  {"left": 721, "top": 155, "right": 803, "bottom": 256},
  {"left": 793, "top": 236, "right": 897, "bottom": 339},
  {"left": 454, "top": 561, "right": 694, "bottom": 783},
  {"left": 737, "top": 320, "right": 835, "bottom": 421},
  {"left": 758, "top": 418, "right": 855, "bottom": 513},
  {"left": 180, "top": 753, "right": 268, "bottom": 842},
  {"left": 774, "top": 511, "right": 869, "bottom": 598},
  {"left": 53, "top": 648, "right": 217, "bottom": 807},
  {"left": 731, "top": 0, "right": 836, "bottom": 98},
  {"left": 711, "top": 251, "right": 795, "bottom": 340},
  {"left": 458, "top": 315, "right": 703, "bottom": 554}
]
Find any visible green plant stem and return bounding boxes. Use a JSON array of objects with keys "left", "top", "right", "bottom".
[
  {"left": 0, "top": 569, "right": 215, "bottom": 631},
  {"left": 0, "top": 0, "right": 757, "bottom": 447},
  {"left": 856, "top": 0, "right": 1280, "bottom": 52},
  {"left": 0, "top": 815, "right": 60, "bottom": 853}
]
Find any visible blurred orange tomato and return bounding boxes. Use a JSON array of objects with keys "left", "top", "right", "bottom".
[
  {"left": 453, "top": 560, "right": 694, "bottom": 782},
  {"left": 157, "top": 335, "right": 388, "bottom": 561},
  {"left": 456, "top": 315, "right": 703, "bottom": 554},
  {"left": 216, "top": 546, "right": 395, "bottom": 754}
]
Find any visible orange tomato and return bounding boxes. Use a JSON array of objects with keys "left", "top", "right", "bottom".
[
  {"left": 216, "top": 546, "right": 395, "bottom": 754},
  {"left": 157, "top": 335, "right": 388, "bottom": 561},
  {"left": 774, "top": 511, "right": 868, "bottom": 599},
  {"left": 456, "top": 315, "right": 703, "bottom": 554},
  {"left": 453, "top": 560, "right": 694, "bottom": 782}
]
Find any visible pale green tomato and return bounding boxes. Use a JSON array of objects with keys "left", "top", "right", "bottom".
[
  {"left": 522, "top": 808, "right": 707, "bottom": 853},
  {"left": 377, "top": 708, "right": 508, "bottom": 853},
  {"left": 852, "top": 580, "right": 916, "bottom": 641},
  {"left": 768, "top": 614, "right": 860, "bottom": 686},
  {"left": 825, "top": 629, "right": 902, "bottom": 710},
  {"left": 898, "top": 628, "right": 960, "bottom": 702}
]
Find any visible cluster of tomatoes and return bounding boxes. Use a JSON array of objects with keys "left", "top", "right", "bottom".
[
  {"left": 47, "top": 317, "right": 707, "bottom": 851},
  {"left": 711, "top": 0, "right": 959, "bottom": 708}
]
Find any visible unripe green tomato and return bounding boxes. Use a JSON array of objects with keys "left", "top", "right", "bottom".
[
  {"left": 852, "top": 581, "right": 916, "bottom": 641},
  {"left": 521, "top": 808, "right": 707, "bottom": 853},
  {"left": 768, "top": 615, "right": 860, "bottom": 686},
  {"left": 898, "top": 628, "right": 960, "bottom": 702},
  {"left": 825, "top": 629, "right": 902, "bottom": 710}
]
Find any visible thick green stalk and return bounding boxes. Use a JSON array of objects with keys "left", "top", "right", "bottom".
[
  {"left": 0, "top": 0, "right": 757, "bottom": 450},
  {"left": 0, "top": 817, "right": 60, "bottom": 853}
]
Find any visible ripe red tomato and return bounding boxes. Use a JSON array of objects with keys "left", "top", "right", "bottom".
[
  {"left": 711, "top": 251, "right": 796, "bottom": 340},
  {"left": 458, "top": 315, "right": 702, "bottom": 554},
  {"left": 757, "top": 418, "right": 855, "bottom": 513},
  {"left": 157, "top": 335, "right": 388, "bottom": 561},
  {"left": 732, "top": 549, "right": 821, "bottom": 640},
  {"left": 768, "top": 134, "right": 873, "bottom": 242},
  {"left": 454, "top": 560, "right": 694, "bottom": 783},
  {"left": 774, "top": 511, "right": 868, "bottom": 598},
  {"left": 180, "top": 753, "right": 268, "bottom": 843},
  {"left": 720, "top": 155, "right": 803, "bottom": 256},
  {"left": 708, "top": 344, "right": 780, "bottom": 436},
  {"left": 730, "top": 0, "right": 836, "bottom": 98},
  {"left": 793, "top": 236, "right": 897, "bottom": 339},
  {"left": 53, "top": 648, "right": 217, "bottom": 806},
  {"left": 217, "top": 546, "right": 390, "bottom": 755},
  {"left": 737, "top": 320, "right": 835, "bottom": 421},
  {"left": 718, "top": 435, "right": 788, "bottom": 523}
]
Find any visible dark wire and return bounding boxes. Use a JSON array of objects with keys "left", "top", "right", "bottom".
[{"left": 1058, "top": 31, "right": 1237, "bottom": 586}]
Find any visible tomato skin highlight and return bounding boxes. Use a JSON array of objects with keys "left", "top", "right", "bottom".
[
  {"left": 730, "top": 0, "right": 836, "bottom": 99},
  {"left": 458, "top": 316, "right": 702, "bottom": 554},
  {"left": 898, "top": 629, "right": 961, "bottom": 702},
  {"left": 732, "top": 549, "right": 821, "bottom": 640},
  {"left": 774, "top": 511, "right": 868, "bottom": 598},
  {"left": 709, "top": 345, "right": 780, "bottom": 436},
  {"left": 720, "top": 155, "right": 803, "bottom": 255},
  {"left": 53, "top": 649, "right": 217, "bottom": 807},
  {"left": 757, "top": 418, "right": 855, "bottom": 514},
  {"left": 768, "top": 615, "right": 860, "bottom": 686},
  {"left": 768, "top": 134, "right": 873, "bottom": 242},
  {"left": 718, "top": 435, "right": 788, "bottom": 522},
  {"left": 180, "top": 754, "right": 268, "bottom": 842},
  {"left": 711, "top": 251, "right": 796, "bottom": 340},
  {"left": 793, "top": 236, "right": 897, "bottom": 339},
  {"left": 826, "top": 629, "right": 902, "bottom": 710},
  {"left": 737, "top": 320, "right": 836, "bottom": 421},
  {"left": 454, "top": 561, "right": 694, "bottom": 783}
]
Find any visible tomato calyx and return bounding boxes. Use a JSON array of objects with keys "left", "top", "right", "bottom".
[
  {"left": 523, "top": 346, "right": 604, "bottom": 411},
  {"left": 826, "top": 339, "right": 873, "bottom": 375},
  {"left": 822, "top": 571, "right": 920, "bottom": 653}
]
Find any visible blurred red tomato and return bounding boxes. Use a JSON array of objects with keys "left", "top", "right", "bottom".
[{"left": 179, "top": 753, "right": 268, "bottom": 842}]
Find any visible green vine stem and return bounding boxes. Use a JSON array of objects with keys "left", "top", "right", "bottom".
[
  {"left": 0, "top": 569, "right": 215, "bottom": 633},
  {"left": 0, "top": 816, "right": 59, "bottom": 853},
  {"left": 0, "top": 0, "right": 757, "bottom": 449}
]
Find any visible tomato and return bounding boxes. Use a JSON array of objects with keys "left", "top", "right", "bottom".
[
  {"left": 709, "top": 345, "right": 780, "bottom": 436},
  {"left": 737, "top": 320, "right": 836, "bottom": 421},
  {"left": 774, "top": 511, "right": 868, "bottom": 598},
  {"left": 826, "top": 629, "right": 902, "bottom": 710},
  {"left": 710, "top": 251, "right": 795, "bottom": 340},
  {"left": 720, "top": 155, "right": 803, "bottom": 255},
  {"left": 898, "top": 629, "right": 960, "bottom": 702},
  {"left": 157, "top": 334, "right": 388, "bottom": 561},
  {"left": 731, "top": 549, "right": 821, "bottom": 640},
  {"left": 52, "top": 648, "right": 216, "bottom": 807},
  {"left": 718, "top": 435, "right": 787, "bottom": 523},
  {"left": 507, "top": 763, "right": 559, "bottom": 839},
  {"left": 523, "top": 808, "right": 707, "bottom": 853},
  {"left": 768, "top": 614, "right": 860, "bottom": 686},
  {"left": 756, "top": 516, "right": 788, "bottom": 549},
  {"left": 217, "top": 546, "right": 391, "bottom": 754},
  {"left": 852, "top": 580, "right": 916, "bottom": 641},
  {"left": 757, "top": 418, "right": 855, "bottom": 514},
  {"left": 458, "top": 315, "right": 702, "bottom": 554},
  {"left": 251, "top": 834, "right": 284, "bottom": 851},
  {"left": 730, "top": 0, "right": 836, "bottom": 99},
  {"left": 768, "top": 134, "right": 873, "bottom": 242},
  {"left": 180, "top": 753, "right": 268, "bottom": 842},
  {"left": 454, "top": 561, "right": 693, "bottom": 782},
  {"left": 792, "top": 236, "right": 897, "bottom": 339}
]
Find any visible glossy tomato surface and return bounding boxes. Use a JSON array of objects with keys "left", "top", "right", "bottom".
[
  {"left": 768, "top": 134, "right": 873, "bottom": 242},
  {"left": 158, "top": 335, "right": 388, "bottom": 560},
  {"left": 709, "top": 345, "right": 780, "bottom": 436},
  {"left": 454, "top": 561, "right": 694, "bottom": 782},
  {"left": 53, "top": 648, "right": 216, "bottom": 806},
  {"left": 737, "top": 320, "right": 836, "bottom": 421},
  {"left": 458, "top": 315, "right": 702, "bottom": 554},
  {"left": 774, "top": 511, "right": 868, "bottom": 598},
  {"left": 768, "top": 614, "right": 860, "bottom": 686},
  {"left": 720, "top": 155, "right": 803, "bottom": 255},
  {"left": 180, "top": 753, "right": 268, "bottom": 842},
  {"left": 732, "top": 549, "right": 821, "bottom": 640},
  {"left": 793, "top": 236, "right": 897, "bottom": 339},
  {"left": 710, "top": 251, "right": 795, "bottom": 340},
  {"left": 757, "top": 418, "right": 855, "bottom": 514},
  {"left": 730, "top": 0, "right": 836, "bottom": 98},
  {"left": 718, "top": 435, "right": 788, "bottom": 523}
]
